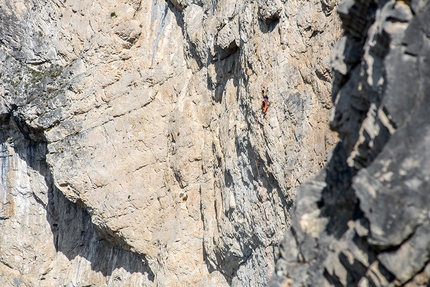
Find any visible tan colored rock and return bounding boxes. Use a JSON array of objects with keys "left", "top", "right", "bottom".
[{"left": 0, "top": 0, "right": 341, "bottom": 286}]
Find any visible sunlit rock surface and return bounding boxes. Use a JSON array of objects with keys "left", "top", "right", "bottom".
[{"left": 0, "top": 0, "right": 340, "bottom": 286}]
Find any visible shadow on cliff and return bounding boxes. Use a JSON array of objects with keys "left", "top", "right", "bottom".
[
  {"left": 258, "top": 17, "right": 280, "bottom": 34},
  {"left": 317, "top": 142, "right": 357, "bottom": 239},
  {"left": 4, "top": 116, "right": 154, "bottom": 281},
  {"left": 166, "top": 0, "right": 240, "bottom": 104},
  {"left": 167, "top": 1, "right": 250, "bottom": 283},
  {"left": 167, "top": 1, "right": 284, "bottom": 282}
]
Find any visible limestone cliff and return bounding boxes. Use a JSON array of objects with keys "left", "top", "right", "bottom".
[
  {"left": 0, "top": 0, "right": 340, "bottom": 286},
  {"left": 271, "top": 0, "right": 430, "bottom": 286}
]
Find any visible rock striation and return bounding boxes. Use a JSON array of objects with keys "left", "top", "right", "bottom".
[
  {"left": 271, "top": 0, "right": 430, "bottom": 286},
  {"left": 0, "top": 0, "right": 341, "bottom": 286}
]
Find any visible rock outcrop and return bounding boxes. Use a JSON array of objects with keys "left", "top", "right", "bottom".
[
  {"left": 271, "top": 0, "right": 430, "bottom": 286},
  {"left": 0, "top": 0, "right": 341, "bottom": 286}
]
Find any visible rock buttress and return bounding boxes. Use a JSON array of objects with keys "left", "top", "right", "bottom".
[{"left": 271, "top": 1, "right": 430, "bottom": 286}]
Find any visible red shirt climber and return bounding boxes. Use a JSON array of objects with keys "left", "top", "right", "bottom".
[{"left": 261, "top": 87, "right": 269, "bottom": 114}]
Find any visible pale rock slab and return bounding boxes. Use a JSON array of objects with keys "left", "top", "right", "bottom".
[{"left": 0, "top": 0, "right": 341, "bottom": 286}]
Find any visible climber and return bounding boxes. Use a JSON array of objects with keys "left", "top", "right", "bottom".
[{"left": 261, "top": 86, "right": 269, "bottom": 114}]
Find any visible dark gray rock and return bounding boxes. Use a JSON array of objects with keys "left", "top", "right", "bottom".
[
  {"left": 378, "top": 221, "right": 430, "bottom": 283},
  {"left": 401, "top": 7, "right": 429, "bottom": 56},
  {"left": 272, "top": 0, "right": 430, "bottom": 286}
]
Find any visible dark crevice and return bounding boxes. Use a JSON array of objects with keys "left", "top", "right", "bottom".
[
  {"left": 318, "top": 142, "right": 356, "bottom": 239},
  {"left": 324, "top": 268, "right": 344, "bottom": 287}
]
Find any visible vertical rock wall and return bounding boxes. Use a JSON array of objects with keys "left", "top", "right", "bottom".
[
  {"left": 0, "top": 0, "right": 340, "bottom": 286},
  {"left": 271, "top": 0, "right": 430, "bottom": 286},
  {"left": 0, "top": 121, "right": 153, "bottom": 286}
]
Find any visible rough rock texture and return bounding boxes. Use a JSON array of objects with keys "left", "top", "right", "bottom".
[
  {"left": 0, "top": 0, "right": 340, "bottom": 286},
  {"left": 0, "top": 126, "right": 153, "bottom": 286},
  {"left": 271, "top": 0, "right": 430, "bottom": 286}
]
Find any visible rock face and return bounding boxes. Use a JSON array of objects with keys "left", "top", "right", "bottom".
[
  {"left": 0, "top": 130, "right": 153, "bottom": 286},
  {"left": 271, "top": 0, "right": 430, "bottom": 286},
  {"left": 0, "top": 0, "right": 341, "bottom": 286}
]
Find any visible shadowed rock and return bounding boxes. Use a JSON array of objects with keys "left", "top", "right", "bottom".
[{"left": 271, "top": 1, "right": 430, "bottom": 286}]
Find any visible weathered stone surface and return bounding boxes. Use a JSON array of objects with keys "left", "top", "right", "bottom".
[
  {"left": 272, "top": 0, "right": 430, "bottom": 286},
  {"left": 217, "top": 21, "right": 240, "bottom": 54},
  {"left": 378, "top": 221, "right": 430, "bottom": 284},
  {"left": 0, "top": 121, "right": 153, "bottom": 286},
  {"left": 258, "top": 0, "right": 283, "bottom": 23},
  {"left": 0, "top": 0, "right": 340, "bottom": 286}
]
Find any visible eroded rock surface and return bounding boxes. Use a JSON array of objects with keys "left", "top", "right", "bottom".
[
  {"left": 271, "top": 1, "right": 430, "bottom": 286},
  {"left": 0, "top": 0, "right": 340, "bottom": 286}
]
